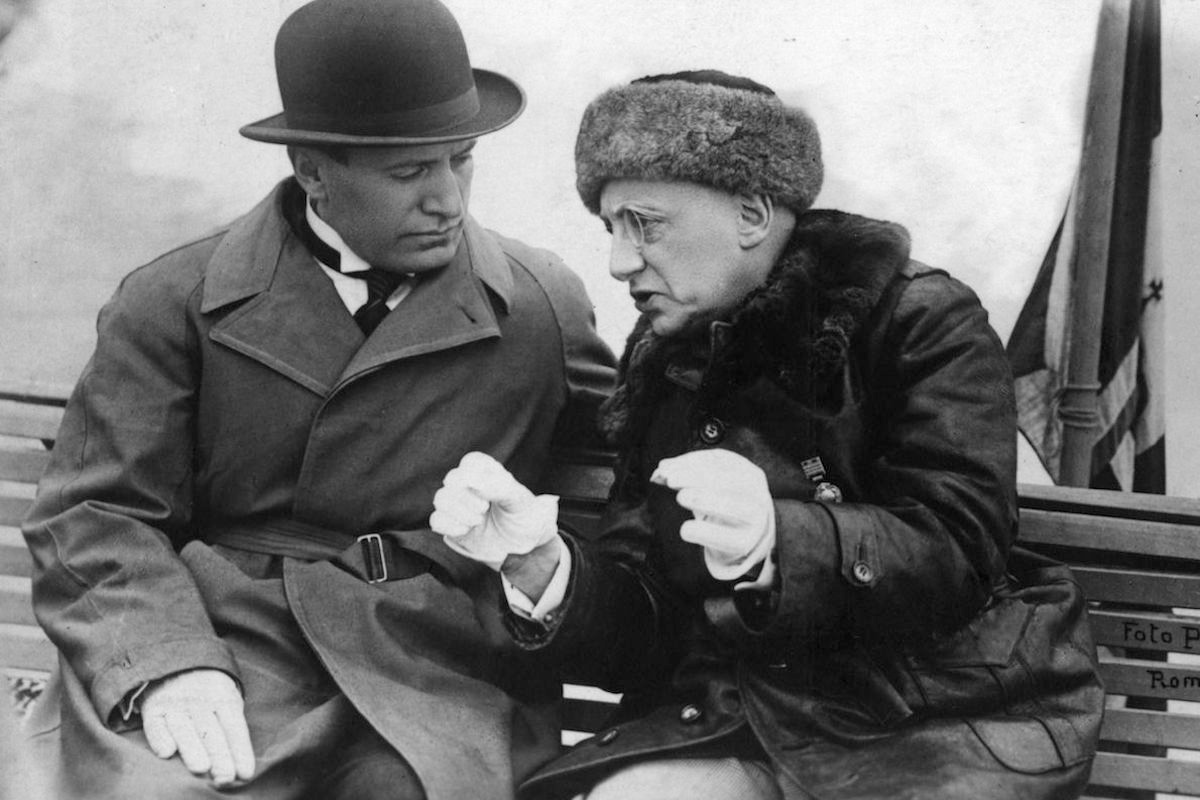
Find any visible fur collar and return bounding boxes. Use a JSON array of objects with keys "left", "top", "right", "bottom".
[{"left": 599, "top": 209, "right": 911, "bottom": 447}]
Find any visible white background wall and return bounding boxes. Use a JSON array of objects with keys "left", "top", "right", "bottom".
[{"left": 1, "top": 0, "right": 1198, "bottom": 493}]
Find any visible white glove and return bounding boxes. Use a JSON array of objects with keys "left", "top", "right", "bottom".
[
  {"left": 651, "top": 448, "right": 776, "bottom": 584},
  {"left": 430, "top": 452, "right": 560, "bottom": 570},
  {"left": 141, "top": 668, "right": 255, "bottom": 787}
]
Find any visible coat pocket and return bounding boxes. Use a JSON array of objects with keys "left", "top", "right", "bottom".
[
  {"left": 912, "top": 592, "right": 1033, "bottom": 669},
  {"left": 905, "top": 564, "right": 1102, "bottom": 773},
  {"left": 904, "top": 594, "right": 1034, "bottom": 714},
  {"left": 965, "top": 715, "right": 1072, "bottom": 774}
]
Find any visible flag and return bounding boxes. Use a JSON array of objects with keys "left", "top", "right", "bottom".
[{"left": 1007, "top": 0, "right": 1163, "bottom": 493}]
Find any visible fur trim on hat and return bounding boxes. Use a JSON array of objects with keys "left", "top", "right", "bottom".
[{"left": 575, "top": 79, "right": 823, "bottom": 214}]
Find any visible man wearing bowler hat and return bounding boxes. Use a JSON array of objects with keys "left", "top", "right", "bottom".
[{"left": 20, "top": 0, "right": 615, "bottom": 797}]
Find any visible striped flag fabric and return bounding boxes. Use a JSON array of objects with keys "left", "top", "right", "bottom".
[{"left": 1006, "top": 0, "right": 1163, "bottom": 493}]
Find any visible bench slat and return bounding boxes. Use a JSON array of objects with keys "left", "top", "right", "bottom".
[
  {"left": 561, "top": 698, "right": 616, "bottom": 736},
  {"left": 0, "top": 529, "right": 31, "bottom": 578},
  {"left": 0, "top": 623, "right": 54, "bottom": 673},
  {"left": 1072, "top": 566, "right": 1200, "bottom": 608},
  {"left": 1088, "top": 750, "right": 1200, "bottom": 795},
  {"left": 1088, "top": 609, "right": 1200, "bottom": 654},
  {"left": 1019, "top": 508, "right": 1200, "bottom": 563},
  {"left": 1098, "top": 657, "right": 1200, "bottom": 703},
  {"left": 1100, "top": 707, "right": 1200, "bottom": 749},
  {"left": 0, "top": 575, "right": 36, "bottom": 627},
  {"left": 542, "top": 463, "right": 614, "bottom": 504},
  {"left": 0, "top": 399, "right": 63, "bottom": 441},
  {"left": 0, "top": 495, "right": 32, "bottom": 530},
  {"left": 1020, "top": 482, "right": 1200, "bottom": 525},
  {"left": 562, "top": 684, "right": 621, "bottom": 703},
  {"left": 0, "top": 448, "right": 50, "bottom": 484}
]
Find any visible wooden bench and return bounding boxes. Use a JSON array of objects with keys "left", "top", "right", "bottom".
[{"left": 3, "top": 388, "right": 1199, "bottom": 797}]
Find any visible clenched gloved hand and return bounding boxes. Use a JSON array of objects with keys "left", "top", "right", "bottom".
[
  {"left": 651, "top": 448, "right": 777, "bottom": 586},
  {"left": 430, "top": 452, "right": 560, "bottom": 570}
]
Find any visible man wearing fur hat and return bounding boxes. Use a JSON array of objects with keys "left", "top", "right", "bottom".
[
  {"left": 431, "top": 71, "right": 1103, "bottom": 799},
  {"left": 20, "top": 1, "right": 614, "bottom": 798}
]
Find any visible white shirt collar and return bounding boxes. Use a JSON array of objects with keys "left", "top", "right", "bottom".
[
  {"left": 304, "top": 198, "right": 373, "bottom": 274},
  {"left": 303, "top": 195, "right": 414, "bottom": 315}
]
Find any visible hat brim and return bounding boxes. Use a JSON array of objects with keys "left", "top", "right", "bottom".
[{"left": 239, "top": 69, "right": 525, "bottom": 146}]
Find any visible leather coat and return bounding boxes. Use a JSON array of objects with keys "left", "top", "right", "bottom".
[{"left": 512, "top": 211, "right": 1103, "bottom": 800}]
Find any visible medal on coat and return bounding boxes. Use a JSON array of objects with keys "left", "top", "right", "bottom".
[{"left": 801, "top": 456, "right": 842, "bottom": 503}]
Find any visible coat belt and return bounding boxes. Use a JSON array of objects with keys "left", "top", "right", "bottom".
[{"left": 206, "top": 519, "right": 479, "bottom": 585}]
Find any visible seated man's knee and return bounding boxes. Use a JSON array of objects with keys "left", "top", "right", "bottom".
[
  {"left": 583, "top": 757, "right": 781, "bottom": 800},
  {"left": 305, "top": 730, "right": 426, "bottom": 800}
]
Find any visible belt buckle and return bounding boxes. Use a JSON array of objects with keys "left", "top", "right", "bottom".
[{"left": 357, "top": 532, "right": 389, "bottom": 584}]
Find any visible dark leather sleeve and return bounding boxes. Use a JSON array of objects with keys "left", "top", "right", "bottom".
[
  {"left": 503, "top": 465, "right": 690, "bottom": 692},
  {"left": 764, "top": 271, "right": 1018, "bottom": 647}
]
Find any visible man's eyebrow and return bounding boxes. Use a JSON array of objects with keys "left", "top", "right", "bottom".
[
  {"left": 382, "top": 141, "right": 477, "bottom": 171},
  {"left": 598, "top": 202, "right": 632, "bottom": 224},
  {"left": 600, "top": 201, "right": 634, "bottom": 219},
  {"left": 604, "top": 201, "right": 662, "bottom": 219}
]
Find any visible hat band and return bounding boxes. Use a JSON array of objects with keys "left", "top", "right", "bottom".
[{"left": 287, "top": 86, "right": 481, "bottom": 137}]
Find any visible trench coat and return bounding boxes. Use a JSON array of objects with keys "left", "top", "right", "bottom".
[
  {"left": 510, "top": 211, "right": 1103, "bottom": 800},
  {"left": 21, "top": 178, "right": 616, "bottom": 799}
]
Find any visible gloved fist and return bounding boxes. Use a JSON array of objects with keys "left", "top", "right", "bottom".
[
  {"left": 141, "top": 668, "right": 255, "bottom": 787},
  {"left": 430, "top": 451, "right": 560, "bottom": 570},
  {"left": 651, "top": 448, "right": 776, "bottom": 582}
]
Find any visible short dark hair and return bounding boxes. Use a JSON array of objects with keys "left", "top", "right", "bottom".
[{"left": 286, "top": 144, "right": 349, "bottom": 167}]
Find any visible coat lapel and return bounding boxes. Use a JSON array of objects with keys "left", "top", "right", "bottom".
[
  {"left": 203, "top": 181, "right": 364, "bottom": 397},
  {"left": 201, "top": 184, "right": 516, "bottom": 397},
  {"left": 333, "top": 217, "right": 513, "bottom": 389}
]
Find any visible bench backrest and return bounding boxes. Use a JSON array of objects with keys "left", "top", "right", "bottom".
[
  {"left": 0, "top": 392, "right": 63, "bottom": 677},
  {"left": 1015, "top": 483, "right": 1200, "bottom": 797},
  {"left": 3, "top": 392, "right": 1199, "bottom": 796}
]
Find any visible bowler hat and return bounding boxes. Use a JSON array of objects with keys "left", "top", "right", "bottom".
[{"left": 240, "top": 0, "right": 524, "bottom": 146}]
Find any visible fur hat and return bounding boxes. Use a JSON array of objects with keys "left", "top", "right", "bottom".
[{"left": 574, "top": 70, "right": 823, "bottom": 214}]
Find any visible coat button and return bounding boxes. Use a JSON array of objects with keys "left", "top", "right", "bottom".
[
  {"left": 851, "top": 561, "right": 875, "bottom": 585},
  {"left": 813, "top": 481, "right": 843, "bottom": 503},
  {"left": 679, "top": 704, "right": 703, "bottom": 724},
  {"left": 698, "top": 417, "right": 726, "bottom": 445},
  {"left": 597, "top": 728, "right": 619, "bottom": 746}
]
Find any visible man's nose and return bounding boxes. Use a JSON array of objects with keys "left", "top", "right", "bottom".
[
  {"left": 608, "top": 237, "right": 644, "bottom": 282},
  {"left": 421, "top": 163, "right": 465, "bottom": 219}
]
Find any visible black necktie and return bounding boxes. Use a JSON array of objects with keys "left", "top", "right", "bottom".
[
  {"left": 352, "top": 269, "right": 404, "bottom": 335},
  {"left": 287, "top": 188, "right": 405, "bottom": 335}
]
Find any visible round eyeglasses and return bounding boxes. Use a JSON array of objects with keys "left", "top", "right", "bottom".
[{"left": 613, "top": 208, "right": 659, "bottom": 252}]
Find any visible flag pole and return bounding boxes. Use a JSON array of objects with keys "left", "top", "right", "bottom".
[{"left": 1058, "top": 0, "right": 1132, "bottom": 487}]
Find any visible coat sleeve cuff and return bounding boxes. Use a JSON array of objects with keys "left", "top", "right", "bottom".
[
  {"left": 90, "top": 637, "right": 240, "bottom": 729},
  {"left": 502, "top": 532, "right": 624, "bottom": 653},
  {"left": 502, "top": 535, "right": 572, "bottom": 623},
  {"left": 116, "top": 682, "right": 150, "bottom": 724},
  {"left": 763, "top": 499, "right": 846, "bottom": 639}
]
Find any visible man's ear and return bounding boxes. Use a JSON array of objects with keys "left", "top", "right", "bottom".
[
  {"left": 735, "top": 193, "right": 775, "bottom": 250},
  {"left": 290, "top": 147, "right": 328, "bottom": 202}
]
